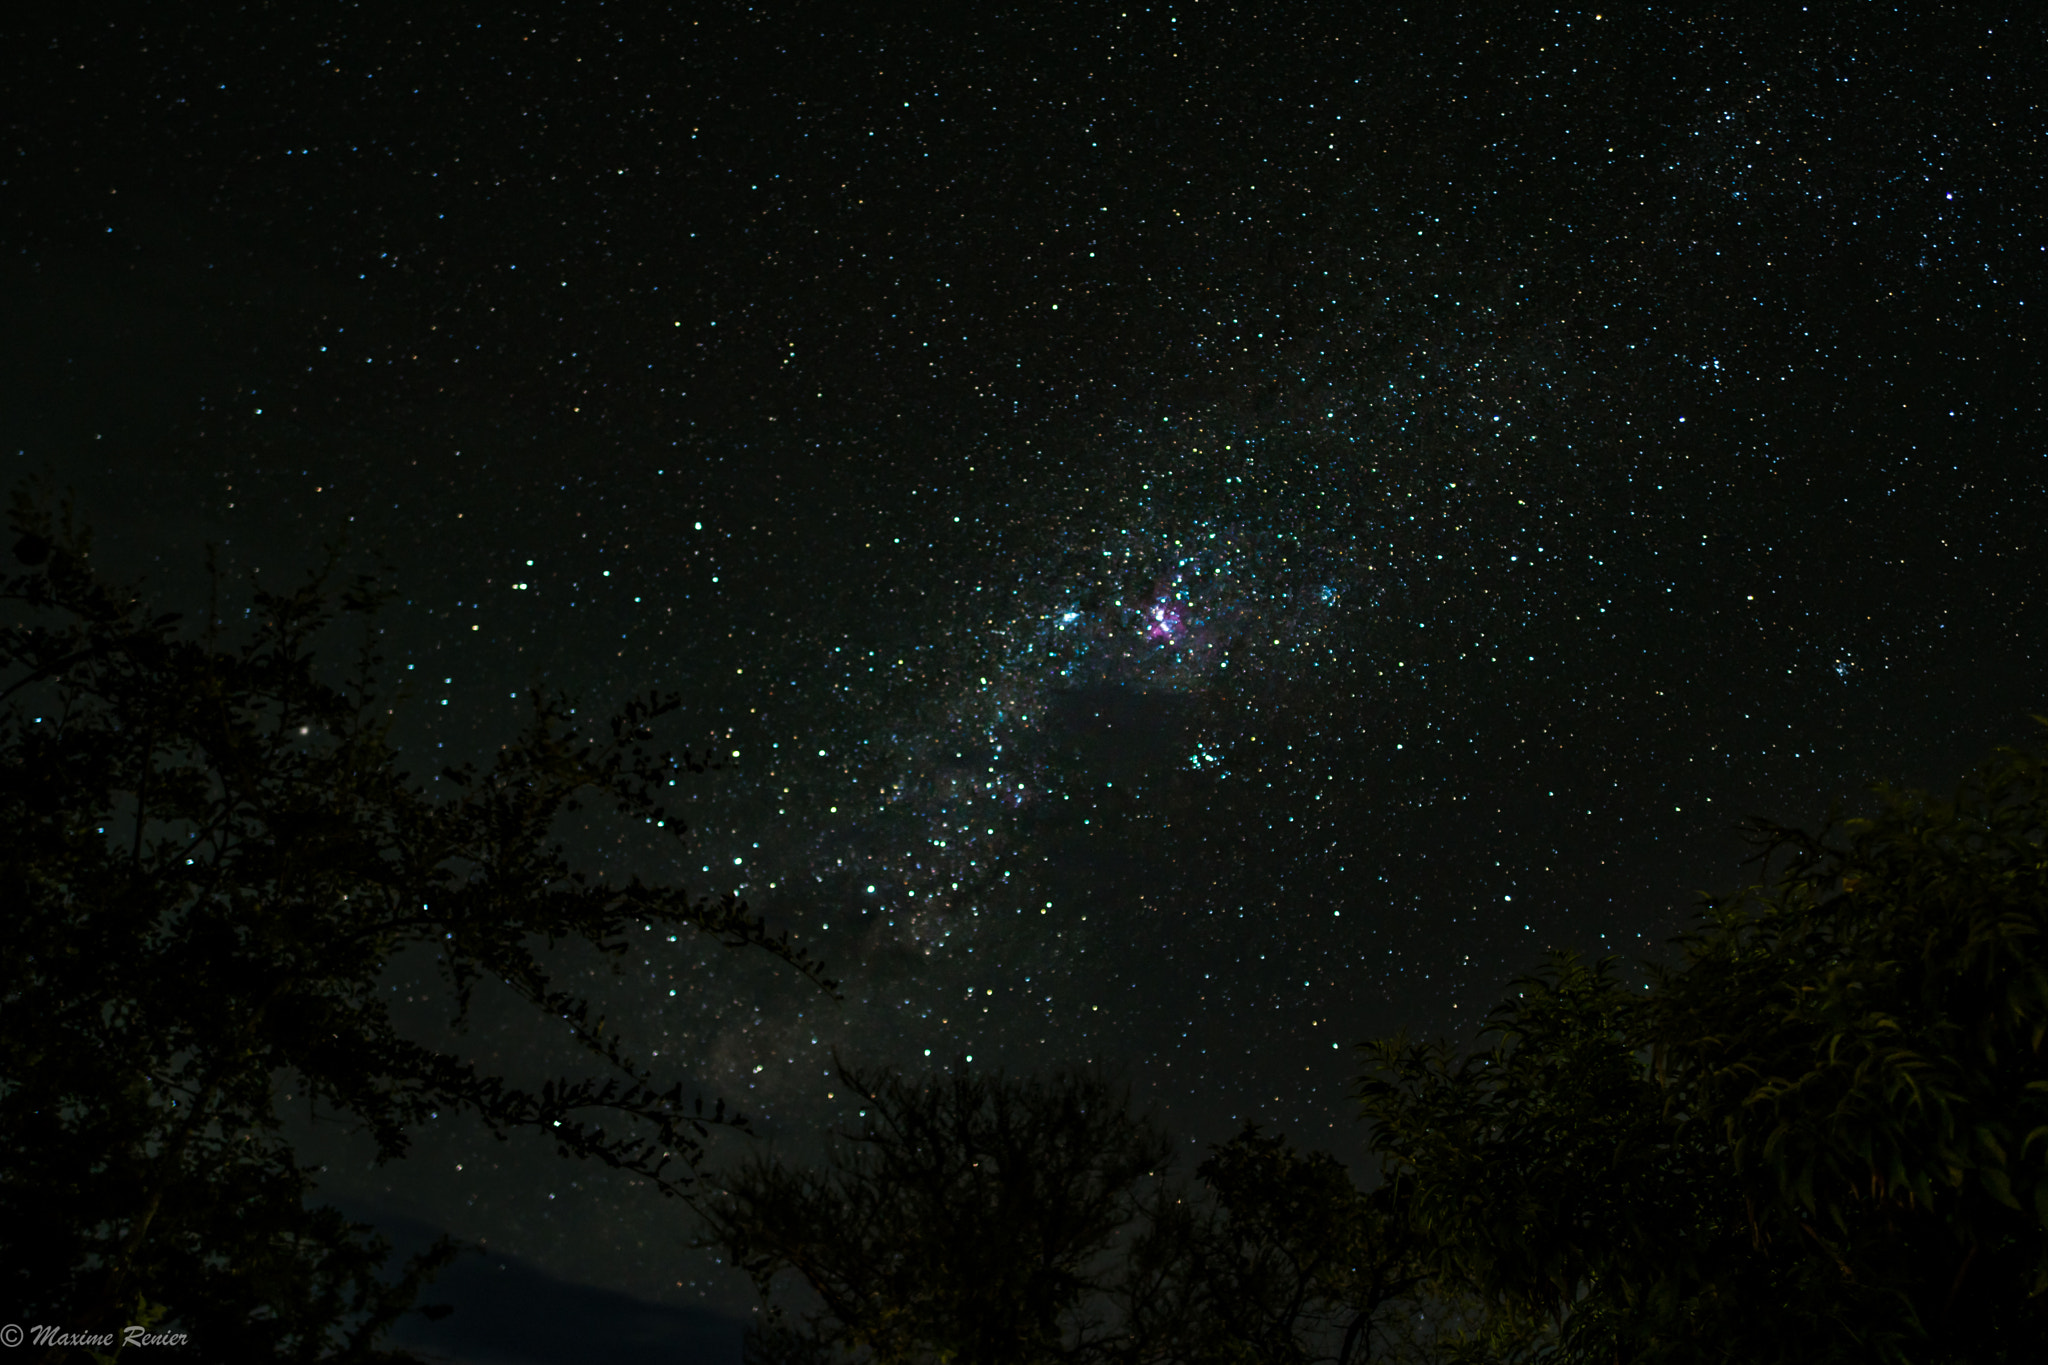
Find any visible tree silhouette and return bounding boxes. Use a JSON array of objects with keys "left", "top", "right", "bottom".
[
  {"left": 1177, "top": 1125, "right": 1422, "bottom": 1364},
  {"left": 0, "top": 491, "right": 835, "bottom": 1361},
  {"left": 700, "top": 1062, "right": 1422, "bottom": 1365},
  {"left": 1359, "top": 726, "right": 2048, "bottom": 1363},
  {"left": 704, "top": 1065, "right": 1168, "bottom": 1365}
]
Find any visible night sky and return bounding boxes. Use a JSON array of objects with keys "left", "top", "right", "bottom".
[{"left": 8, "top": 4, "right": 2044, "bottom": 1358}]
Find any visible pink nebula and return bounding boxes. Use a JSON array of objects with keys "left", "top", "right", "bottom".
[{"left": 1146, "top": 597, "right": 1184, "bottom": 640}]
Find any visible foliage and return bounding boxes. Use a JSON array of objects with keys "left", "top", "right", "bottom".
[
  {"left": 1358, "top": 957, "right": 1763, "bottom": 1364},
  {"left": 700, "top": 1063, "right": 1423, "bottom": 1365},
  {"left": 1164, "top": 1125, "right": 1422, "bottom": 1364},
  {"left": 1358, "top": 726, "right": 2048, "bottom": 1363},
  {"left": 0, "top": 491, "right": 835, "bottom": 1360},
  {"left": 1653, "top": 727, "right": 2048, "bottom": 1359},
  {"left": 703, "top": 1065, "right": 1168, "bottom": 1365}
]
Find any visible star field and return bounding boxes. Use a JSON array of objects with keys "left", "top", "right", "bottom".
[{"left": 8, "top": 0, "right": 2044, "bottom": 1326}]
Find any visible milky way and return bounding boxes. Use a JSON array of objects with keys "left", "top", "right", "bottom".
[{"left": 10, "top": 1, "right": 2043, "bottom": 1322}]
